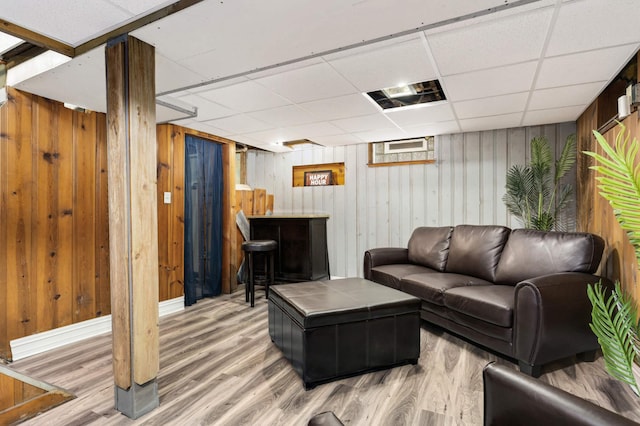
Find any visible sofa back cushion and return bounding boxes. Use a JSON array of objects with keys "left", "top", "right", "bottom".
[
  {"left": 407, "top": 226, "right": 453, "bottom": 272},
  {"left": 445, "top": 225, "right": 511, "bottom": 282},
  {"left": 494, "top": 229, "right": 605, "bottom": 285}
]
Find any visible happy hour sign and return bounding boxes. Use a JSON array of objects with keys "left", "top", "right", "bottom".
[{"left": 304, "top": 170, "right": 333, "bottom": 186}]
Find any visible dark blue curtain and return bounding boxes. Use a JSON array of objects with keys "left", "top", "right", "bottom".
[{"left": 184, "top": 135, "right": 223, "bottom": 306}]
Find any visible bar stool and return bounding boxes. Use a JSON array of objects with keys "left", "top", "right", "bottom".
[{"left": 241, "top": 239, "right": 277, "bottom": 307}]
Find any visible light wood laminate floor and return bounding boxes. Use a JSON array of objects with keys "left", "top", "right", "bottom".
[{"left": 9, "top": 286, "right": 640, "bottom": 425}]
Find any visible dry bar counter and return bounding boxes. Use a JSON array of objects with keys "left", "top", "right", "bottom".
[{"left": 248, "top": 214, "right": 330, "bottom": 282}]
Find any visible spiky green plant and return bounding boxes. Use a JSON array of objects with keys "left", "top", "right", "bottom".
[
  {"left": 584, "top": 123, "right": 640, "bottom": 396},
  {"left": 503, "top": 134, "right": 576, "bottom": 231}
]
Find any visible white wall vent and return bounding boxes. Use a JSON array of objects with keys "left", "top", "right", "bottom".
[{"left": 383, "top": 138, "right": 428, "bottom": 154}]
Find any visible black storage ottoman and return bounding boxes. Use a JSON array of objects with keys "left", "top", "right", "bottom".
[{"left": 268, "top": 277, "right": 421, "bottom": 389}]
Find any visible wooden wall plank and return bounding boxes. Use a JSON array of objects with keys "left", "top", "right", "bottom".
[
  {"left": 54, "top": 105, "right": 74, "bottom": 329},
  {"left": 253, "top": 188, "right": 266, "bottom": 215},
  {"left": 34, "top": 96, "right": 56, "bottom": 334},
  {"left": 169, "top": 126, "right": 185, "bottom": 299},
  {"left": 73, "top": 112, "right": 97, "bottom": 323},
  {"left": 156, "top": 124, "right": 172, "bottom": 302},
  {"left": 9, "top": 88, "right": 35, "bottom": 344},
  {"left": 0, "top": 90, "right": 8, "bottom": 358},
  {"left": 95, "top": 113, "right": 110, "bottom": 318}
]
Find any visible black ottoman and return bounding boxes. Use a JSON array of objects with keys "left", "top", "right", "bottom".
[{"left": 268, "top": 277, "right": 420, "bottom": 389}]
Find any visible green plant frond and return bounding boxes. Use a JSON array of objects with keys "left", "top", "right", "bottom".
[
  {"left": 553, "top": 185, "right": 573, "bottom": 214},
  {"left": 587, "top": 281, "right": 640, "bottom": 396},
  {"left": 531, "top": 136, "right": 553, "bottom": 169},
  {"left": 555, "top": 134, "right": 577, "bottom": 183},
  {"left": 532, "top": 212, "right": 554, "bottom": 231},
  {"left": 588, "top": 126, "right": 640, "bottom": 266}
]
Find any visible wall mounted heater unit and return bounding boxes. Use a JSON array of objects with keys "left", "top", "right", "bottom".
[{"left": 383, "top": 138, "right": 428, "bottom": 154}]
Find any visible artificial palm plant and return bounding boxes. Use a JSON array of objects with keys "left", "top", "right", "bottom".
[
  {"left": 503, "top": 134, "right": 576, "bottom": 231},
  {"left": 584, "top": 123, "right": 640, "bottom": 396}
]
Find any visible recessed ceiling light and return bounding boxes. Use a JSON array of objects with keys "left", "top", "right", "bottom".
[
  {"left": 382, "top": 85, "right": 417, "bottom": 99},
  {"left": 367, "top": 79, "right": 446, "bottom": 110}
]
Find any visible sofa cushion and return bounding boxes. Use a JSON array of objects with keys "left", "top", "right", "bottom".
[
  {"left": 494, "top": 229, "right": 605, "bottom": 286},
  {"left": 445, "top": 225, "right": 511, "bottom": 282},
  {"left": 444, "top": 285, "right": 515, "bottom": 327},
  {"left": 400, "top": 272, "right": 493, "bottom": 306},
  {"left": 407, "top": 226, "right": 453, "bottom": 272},
  {"left": 370, "top": 264, "right": 436, "bottom": 290}
]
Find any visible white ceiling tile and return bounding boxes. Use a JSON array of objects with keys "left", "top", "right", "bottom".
[
  {"left": 0, "top": 0, "right": 132, "bottom": 45},
  {"left": 300, "top": 93, "right": 380, "bottom": 121},
  {"left": 428, "top": 7, "right": 553, "bottom": 76},
  {"left": 287, "top": 122, "right": 343, "bottom": 139},
  {"left": 106, "top": 0, "right": 174, "bottom": 16},
  {"left": 13, "top": 47, "right": 106, "bottom": 112},
  {"left": 443, "top": 61, "right": 537, "bottom": 101},
  {"left": 330, "top": 113, "right": 396, "bottom": 133},
  {"left": 312, "top": 134, "right": 363, "bottom": 146},
  {"left": 454, "top": 92, "right": 528, "bottom": 119},
  {"left": 547, "top": 0, "right": 640, "bottom": 56},
  {"left": 521, "top": 105, "right": 585, "bottom": 126},
  {"left": 384, "top": 103, "right": 455, "bottom": 127},
  {"left": 198, "top": 80, "right": 290, "bottom": 112},
  {"left": 156, "top": 102, "right": 191, "bottom": 123},
  {"left": 204, "top": 114, "right": 272, "bottom": 134},
  {"left": 247, "top": 58, "right": 325, "bottom": 80},
  {"left": 238, "top": 128, "right": 297, "bottom": 145},
  {"left": 0, "top": 32, "right": 23, "bottom": 55},
  {"left": 536, "top": 45, "right": 638, "bottom": 89},
  {"left": 328, "top": 36, "right": 437, "bottom": 92},
  {"left": 176, "top": 94, "right": 234, "bottom": 121},
  {"left": 184, "top": 121, "right": 234, "bottom": 137},
  {"left": 183, "top": 77, "right": 250, "bottom": 95},
  {"left": 403, "top": 121, "right": 461, "bottom": 137},
  {"left": 155, "top": 54, "right": 207, "bottom": 94},
  {"left": 354, "top": 128, "right": 409, "bottom": 143},
  {"left": 458, "top": 112, "right": 523, "bottom": 132},
  {"left": 254, "top": 62, "right": 357, "bottom": 103},
  {"left": 247, "top": 105, "right": 318, "bottom": 127},
  {"left": 528, "top": 82, "right": 606, "bottom": 110}
]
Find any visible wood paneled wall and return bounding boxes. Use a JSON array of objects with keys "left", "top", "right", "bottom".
[
  {"left": 0, "top": 90, "right": 238, "bottom": 360},
  {"left": 156, "top": 124, "right": 238, "bottom": 295},
  {"left": 0, "top": 88, "right": 110, "bottom": 360},
  {"left": 577, "top": 107, "right": 640, "bottom": 302},
  {"left": 246, "top": 122, "right": 576, "bottom": 278}
]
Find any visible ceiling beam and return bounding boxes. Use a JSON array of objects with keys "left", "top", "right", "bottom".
[
  {"left": 0, "top": 0, "right": 203, "bottom": 65},
  {"left": 75, "top": 0, "right": 204, "bottom": 56},
  {"left": 0, "top": 19, "right": 74, "bottom": 57}
]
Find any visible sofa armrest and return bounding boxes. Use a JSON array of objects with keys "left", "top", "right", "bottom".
[
  {"left": 483, "top": 362, "right": 637, "bottom": 426},
  {"left": 363, "top": 248, "right": 408, "bottom": 280},
  {"left": 514, "top": 272, "right": 610, "bottom": 368}
]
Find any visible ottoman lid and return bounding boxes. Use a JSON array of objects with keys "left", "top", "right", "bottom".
[{"left": 270, "top": 278, "right": 420, "bottom": 328}]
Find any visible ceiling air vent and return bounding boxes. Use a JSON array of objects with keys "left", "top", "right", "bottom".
[{"left": 366, "top": 79, "right": 446, "bottom": 110}]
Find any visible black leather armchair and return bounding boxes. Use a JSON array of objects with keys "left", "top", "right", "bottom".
[{"left": 483, "top": 362, "right": 639, "bottom": 425}]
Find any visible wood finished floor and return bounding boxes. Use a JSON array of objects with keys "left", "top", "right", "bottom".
[{"left": 9, "top": 285, "right": 640, "bottom": 426}]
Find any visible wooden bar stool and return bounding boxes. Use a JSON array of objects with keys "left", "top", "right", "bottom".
[{"left": 241, "top": 239, "right": 277, "bottom": 307}]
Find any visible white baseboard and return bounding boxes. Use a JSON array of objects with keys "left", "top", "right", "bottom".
[{"left": 10, "top": 296, "right": 185, "bottom": 361}]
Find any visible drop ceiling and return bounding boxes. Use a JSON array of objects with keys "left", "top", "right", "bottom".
[{"left": 2, "top": 0, "right": 640, "bottom": 152}]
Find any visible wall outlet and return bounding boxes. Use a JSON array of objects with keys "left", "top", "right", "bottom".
[{"left": 163, "top": 192, "right": 171, "bottom": 204}]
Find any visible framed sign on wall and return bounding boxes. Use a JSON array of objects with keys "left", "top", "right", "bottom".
[
  {"left": 304, "top": 170, "right": 333, "bottom": 186},
  {"left": 292, "top": 162, "right": 344, "bottom": 187}
]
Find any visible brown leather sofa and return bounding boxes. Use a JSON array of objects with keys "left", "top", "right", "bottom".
[
  {"left": 363, "top": 224, "right": 607, "bottom": 376},
  {"left": 483, "top": 362, "right": 639, "bottom": 425}
]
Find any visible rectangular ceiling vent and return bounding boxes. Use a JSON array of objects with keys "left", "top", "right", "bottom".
[{"left": 383, "top": 138, "right": 428, "bottom": 154}]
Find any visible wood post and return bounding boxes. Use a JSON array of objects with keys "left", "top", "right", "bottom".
[{"left": 105, "top": 35, "right": 159, "bottom": 418}]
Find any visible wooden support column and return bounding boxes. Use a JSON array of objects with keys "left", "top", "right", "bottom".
[{"left": 105, "top": 35, "right": 159, "bottom": 419}]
